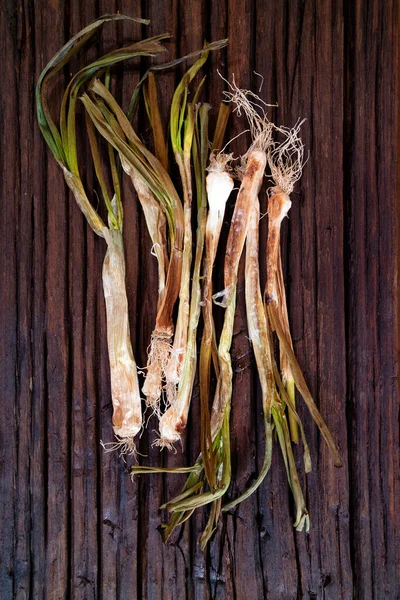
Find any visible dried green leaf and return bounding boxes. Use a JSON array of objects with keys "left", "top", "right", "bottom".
[
  {"left": 267, "top": 302, "right": 343, "bottom": 467},
  {"left": 85, "top": 110, "right": 117, "bottom": 227},
  {"left": 212, "top": 103, "right": 230, "bottom": 152},
  {"left": 147, "top": 72, "right": 168, "bottom": 170},
  {"left": 61, "top": 35, "right": 169, "bottom": 173},
  {"left": 127, "top": 38, "right": 228, "bottom": 122},
  {"left": 170, "top": 39, "right": 227, "bottom": 155},
  {"left": 82, "top": 82, "right": 183, "bottom": 236},
  {"left": 36, "top": 14, "right": 149, "bottom": 164}
]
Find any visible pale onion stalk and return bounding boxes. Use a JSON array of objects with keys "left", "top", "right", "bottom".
[
  {"left": 119, "top": 158, "right": 178, "bottom": 414},
  {"left": 102, "top": 211, "right": 142, "bottom": 452},
  {"left": 81, "top": 83, "right": 185, "bottom": 415},
  {"left": 272, "top": 404, "right": 310, "bottom": 531},
  {"left": 64, "top": 165, "right": 143, "bottom": 455},
  {"left": 157, "top": 104, "right": 209, "bottom": 447},
  {"left": 266, "top": 122, "right": 302, "bottom": 439},
  {"left": 266, "top": 122, "right": 342, "bottom": 467},
  {"left": 36, "top": 21, "right": 152, "bottom": 457},
  {"left": 222, "top": 195, "right": 310, "bottom": 515},
  {"left": 58, "top": 173, "right": 142, "bottom": 455},
  {"left": 128, "top": 173, "right": 170, "bottom": 413},
  {"left": 222, "top": 195, "right": 274, "bottom": 511},
  {"left": 210, "top": 149, "right": 268, "bottom": 434},
  {"left": 157, "top": 189, "right": 202, "bottom": 446},
  {"left": 166, "top": 149, "right": 268, "bottom": 517},
  {"left": 163, "top": 151, "right": 193, "bottom": 398},
  {"left": 199, "top": 153, "right": 234, "bottom": 488},
  {"left": 164, "top": 52, "right": 209, "bottom": 403},
  {"left": 276, "top": 246, "right": 297, "bottom": 442},
  {"left": 129, "top": 171, "right": 168, "bottom": 308},
  {"left": 265, "top": 188, "right": 292, "bottom": 303}
]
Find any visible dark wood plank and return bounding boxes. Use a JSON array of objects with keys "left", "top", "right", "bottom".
[
  {"left": 309, "top": 1, "right": 352, "bottom": 597},
  {"left": 0, "top": 2, "right": 19, "bottom": 598},
  {"left": 66, "top": 5, "right": 100, "bottom": 599},
  {"left": 30, "top": 1, "right": 49, "bottom": 595},
  {"left": 344, "top": 1, "right": 400, "bottom": 598},
  {"left": 254, "top": 4, "right": 302, "bottom": 598},
  {"left": 34, "top": 2, "right": 71, "bottom": 598},
  {"left": 14, "top": 1, "right": 36, "bottom": 598}
]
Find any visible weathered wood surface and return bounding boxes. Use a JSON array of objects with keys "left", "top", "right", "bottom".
[{"left": 0, "top": 1, "right": 398, "bottom": 598}]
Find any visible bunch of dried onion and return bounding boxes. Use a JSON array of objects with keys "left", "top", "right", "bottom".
[{"left": 37, "top": 16, "right": 342, "bottom": 550}]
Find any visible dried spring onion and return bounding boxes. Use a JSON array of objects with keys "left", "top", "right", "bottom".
[
  {"left": 83, "top": 42, "right": 227, "bottom": 426},
  {"left": 130, "top": 107, "right": 233, "bottom": 540},
  {"left": 81, "top": 80, "right": 185, "bottom": 417},
  {"left": 218, "top": 89, "right": 340, "bottom": 528},
  {"left": 163, "top": 47, "right": 223, "bottom": 406},
  {"left": 154, "top": 92, "right": 273, "bottom": 550},
  {"left": 200, "top": 147, "right": 234, "bottom": 488},
  {"left": 129, "top": 43, "right": 227, "bottom": 444},
  {"left": 158, "top": 85, "right": 341, "bottom": 544},
  {"left": 39, "top": 17, "right": 343, "bottom": 547},
  {"left": 223, "top": 195, "right": 274, "bottom": 507},
  {"left": 222, "top": 193, "right": 311, "bottom": 531},
  {"left": 156, "top": 104, "right": 210, "bottom": 447},
  {"left": 265, "top": 122, "right": 342, "bottom": 467},
  {"left": 36, "top": 15, "right": 166, "bottom": 453}
]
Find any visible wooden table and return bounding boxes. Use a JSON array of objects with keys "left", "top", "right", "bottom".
[{"left": 1, "top": 1, "right": 398, "bottom": 598}]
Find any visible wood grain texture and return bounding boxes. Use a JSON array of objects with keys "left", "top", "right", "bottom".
[{"left": 0, "top": 0, "right": 398, "bottom": 598}]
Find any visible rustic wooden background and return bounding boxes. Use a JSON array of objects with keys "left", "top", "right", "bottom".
[{"left": 1, "top": 0, "right": 398, "bottom": 598}]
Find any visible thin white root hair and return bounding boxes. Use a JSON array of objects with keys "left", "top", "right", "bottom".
[
  {"left": 153, "top": 405, "right": 186, "bottom": 451},
  {"left": 100, "top": 436, "right": 137, "bottom": 459},
  {"left": 268, "top": 120, "right": 307, "bottom": 196},
  {"left": 219, "top": 72, "right": 274, "bottom": 156},
  {"left": 143, "top": 400, "right": 162, "bottom": 426},
  {"left": 207, "top": 152, "right": 234, "bottom": 174},
  {"left": 142, "top": 331, "right": 173, "bottom": 411},
  {"left": 254, "top": 70, "right": 264, "bottom": 92},
  {"left": 218, "top": 129, "right": 250, "bottom": 155},
  {"left": 151, "top": 436, "right": 179, "bottom": 452}
]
